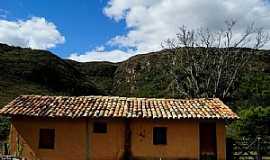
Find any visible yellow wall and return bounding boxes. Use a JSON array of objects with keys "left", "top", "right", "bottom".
[
  {"left": 9, "top": 118, "right": 226, "bottom": 160},
  {"left": 10, "top": 118, "right": 87, "bottom": 160},
  {"left": 131, "top": 119, "right": 199, "bottom": 159},
  {"left": 90, "top": 120, "right": 125, "bottom": 160},
  {"left": 10, "top": 118, "right": 125, "bottom": 160},
  {"left": 216, "top": 121, "right": 226, "bottom": 160}
]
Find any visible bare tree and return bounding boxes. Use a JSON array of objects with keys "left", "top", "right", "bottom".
[{"left": 163, "top": 20, "right": 269, "bottom": 99}]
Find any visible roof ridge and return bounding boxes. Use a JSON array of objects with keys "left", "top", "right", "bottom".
[
  {"left": 19, "top": 95, "right": 220, "bottom": 101},
  {"left": 0, "top": 95, "right": 238, "bottom": 120}
]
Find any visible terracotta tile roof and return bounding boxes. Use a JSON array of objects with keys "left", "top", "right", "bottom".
[{"left": 0, "top": 95, "right": 239, "bottom": 120}]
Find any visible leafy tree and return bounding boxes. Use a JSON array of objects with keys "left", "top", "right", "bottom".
[
  {"left": 163, "top": 20, "right": 269, "bottom": 99},
  {"left": 228, "top": 107, "right": 270, "bottom": 138},
  {"left": 0, "top": 117, "right": 10, "bottom": 141}
]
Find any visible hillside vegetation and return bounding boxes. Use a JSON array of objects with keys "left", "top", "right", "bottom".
[
  {"left": 0, "top": 43, "right": 103, "bottom": 107},
  {"left": 0, "top": 43, "right": 269, "bottom": 140},
  {"left": 113, "top": 49, "right": 270, "bottom": 107}
]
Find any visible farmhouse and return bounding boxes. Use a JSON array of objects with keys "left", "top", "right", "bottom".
[{"left": 0, "top": 95, "right": 238, "bottom": 160}]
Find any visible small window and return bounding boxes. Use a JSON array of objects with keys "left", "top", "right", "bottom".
[
  {"left": 153, "top": 127, "right": 167, "bottom": 145},
  {"left": 93, "top": 122, "right": 107, "bottom": 133},
  {"left": 39, "top": 129, "right": 55, "bottom": 149}
]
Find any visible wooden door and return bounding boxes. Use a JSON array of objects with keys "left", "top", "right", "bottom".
[{"left": 200, "top": 122, "right": 217, "bottom": 159}]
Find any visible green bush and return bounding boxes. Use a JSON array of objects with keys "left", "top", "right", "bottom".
[
  {"left": 0, "top": 117, "right": 10, "bottom": 141},
  {"left": 228, "top": 106, "right": 270, "bottom": 139}
]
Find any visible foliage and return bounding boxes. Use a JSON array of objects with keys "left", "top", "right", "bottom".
[
  {"left": 0, "top": 117, "right": 10, "bottom": 141},
  {"left": 163, "top": 21, "right": 269, "bottom": 99},
  {"left": 112, "top": 51, "right": 174, "bottom": 97},
  {"left": 15, "top": 135, "right": 24, "bottom": 157},
  {"left": 238, "top": 72, "right": 270, "bottom": 107},
  {"left": 66, "top": 60, "right": 118, "bottom": 95},
  {"left": 0, "top": 43, "right": 103, "bottom": 107},
  {"left": 228, "top": 107, "right": 270, "bottom": 139}
]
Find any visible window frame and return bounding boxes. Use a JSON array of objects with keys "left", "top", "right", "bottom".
[
  {"left": 38, "top": 128, "right": 55, "bottom": 149},
  {"left": 93, "top": 121, "right": 107, "bottom": 134},
  {"left": 153, "top": 127, "right": 167, "bottom": 145}
]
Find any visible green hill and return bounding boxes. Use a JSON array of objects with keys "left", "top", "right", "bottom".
[
  {"left": 65, "top": 60, "right": 118, "bottom": 95},
  {"left": 0, "top": 43, "right": 102, "bottom": 107},
  {"left": 0, "top": 43, "right": 269, "bottom": 140},
  {"left": 0, "top": 43, "right": 269, "bottom": 107},
  {"left": 113, "top": 49, "right": 270, "bottom": 108}
]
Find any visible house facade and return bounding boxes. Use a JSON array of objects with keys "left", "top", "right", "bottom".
[{"left": 0, "top": 95, "right": 238, "bottom": 160}]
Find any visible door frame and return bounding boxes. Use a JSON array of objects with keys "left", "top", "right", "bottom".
[{"left": 199, "top": 121, "right": 217, "bottom": 159}]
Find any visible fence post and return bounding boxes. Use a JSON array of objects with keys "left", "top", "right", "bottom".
[
  {"left": 226, "top": 138, "right": 234, "bottom": 160},
  {"left": 256, "top": 136, "right": 262, "bottom": 160}
]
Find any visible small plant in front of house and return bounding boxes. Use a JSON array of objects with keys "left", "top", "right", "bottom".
[{"left": 15, "top": 135, "right": 24, "bottom": 158}]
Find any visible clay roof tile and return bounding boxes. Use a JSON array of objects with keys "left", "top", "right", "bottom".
[{"left": 0, "top": 95, "right": 239, "bottom": 120}]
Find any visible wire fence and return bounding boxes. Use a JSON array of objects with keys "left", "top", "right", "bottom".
[
  {"left": 0, "top": 155, "right": 21, "bottom": 160},
  {"left": 0, "top": 142, "right": 8, "bottom": 155},
  {"left": 0, "top": 142, "right": 20, "bottom": 160},
  {"left": 227, "top": 136, "right": 270, "bottom": 160}
]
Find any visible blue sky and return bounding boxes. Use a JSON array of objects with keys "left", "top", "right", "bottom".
[
  {"left": 0, "top": 0, "right": 270, "bottom": 62},
  {"left": 0, "top": 0, "right": 126, "bottom": 58}
]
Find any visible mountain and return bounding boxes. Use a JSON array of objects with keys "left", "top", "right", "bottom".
[
  {"left": 114, "top": 49, "right": 270, "bottom": 108},
  {"left": 0, "top": 43, "right": 270, "bottom": 140},
  {"left": 112, "top": 51, "right": 175, "bottom": 98},
  {"left": 65, "top": 60, "right": 118, "bottom": 95},
  {"left": 0, "top": 43, "right": 269, "bottom": 109},
  {"left": 0, "top": 43, "right": 103, "bottom": 107}
]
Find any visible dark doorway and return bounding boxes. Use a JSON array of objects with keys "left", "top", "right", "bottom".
[{"left": 200, "top": 122, "right": 217, "bottom": 160}]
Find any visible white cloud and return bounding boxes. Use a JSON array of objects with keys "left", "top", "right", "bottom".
[
  {"left": 0, "top": 17, "right": 65, "bottom": 49},
  {"left": 68, "top": 48, "right": 134, "bottom": 63},
  {"left": 104, "top": 0, "right": 270, "bottom": 53},
  {"left": 95, "top": 45, "right": 105, "bottom": 52},
  {"left": 70, "top": 0, "right": 270, "bottom": 62}
]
